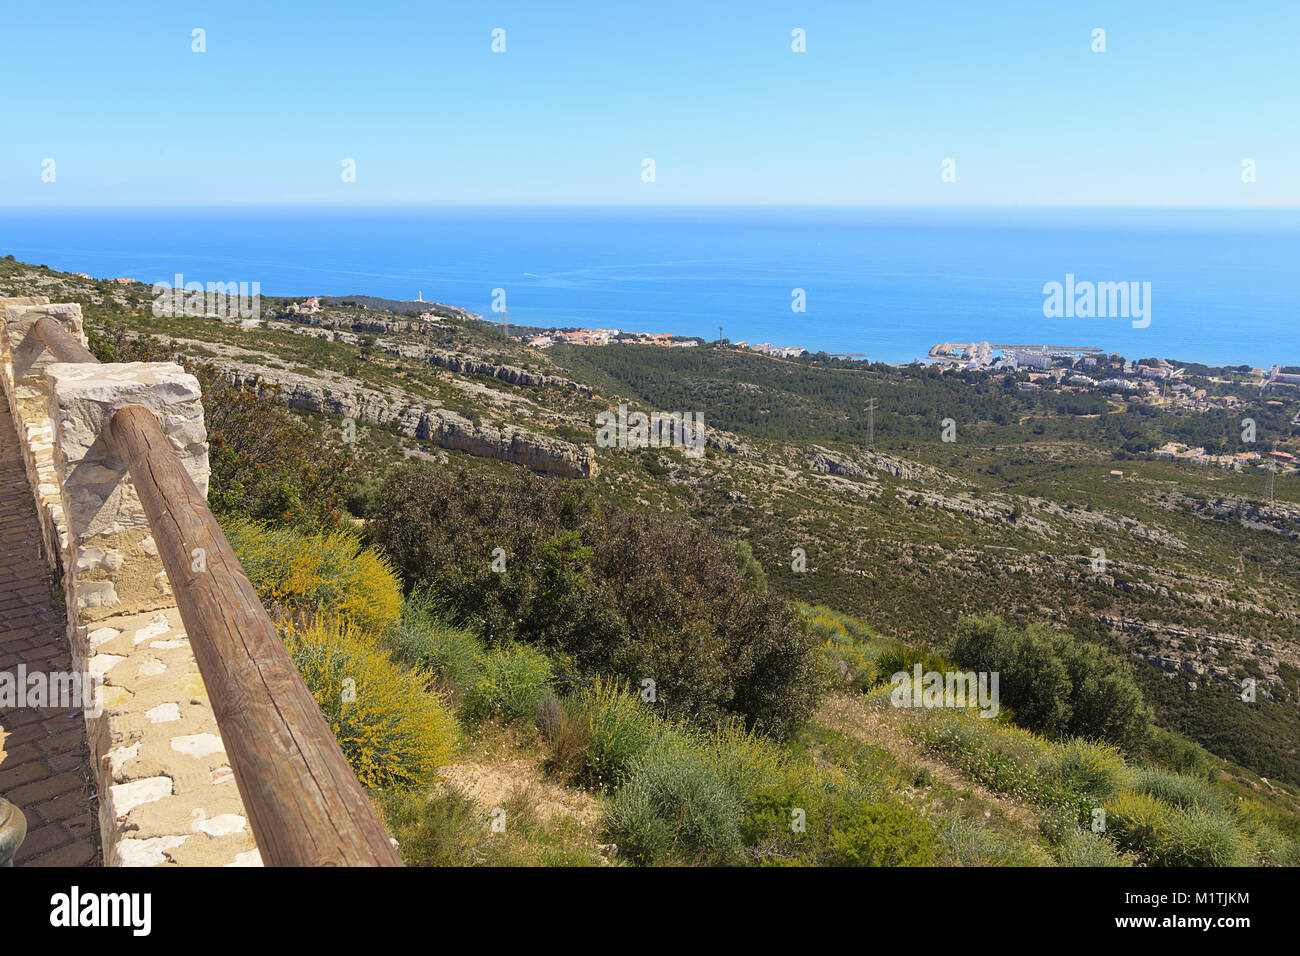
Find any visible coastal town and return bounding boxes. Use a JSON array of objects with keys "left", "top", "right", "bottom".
[
  {"left": 518, "top": 324, "right": 809, "bottom": 357},
  {"left": 929, "top": 341, "right": 1299, "bottom": 398},
  {"left": 279, "top": 297, "right": 1299, "bottom": 475}
]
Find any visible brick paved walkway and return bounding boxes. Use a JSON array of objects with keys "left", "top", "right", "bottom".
[{"left": 0, "top": 389, "right": 98, "bottom": 866}]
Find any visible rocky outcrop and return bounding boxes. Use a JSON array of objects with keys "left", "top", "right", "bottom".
[
  {"left": 808, "top": 451, "right": 871, "bottom": 480},
  {"left": 218, "top": 362, "right": 597, "bottom": 478},
  {"left": 807, "top": 445, "right": 944, "bottom": 483},
  {"left": 1152, "top": 489, "right": 1300, "bottom": 539},
  {"left": 381, "top": 341, "right": 590, "bottom": 394},
  {"left": 860, "top": 449, "right": 939, "bottom": 482},
  {"left": 283, "top": 311, "right": 429, "bottom": 335},
  {"left": 705, "top": 429, "right": 748, "bottom": 455}
]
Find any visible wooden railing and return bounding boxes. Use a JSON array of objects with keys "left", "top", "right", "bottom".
[{"left": 32, "top": 319, "right": 402, "bottom": 866}]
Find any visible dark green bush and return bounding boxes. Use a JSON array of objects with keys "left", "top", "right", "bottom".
[
  {"left": 86, "top": 321, "right": 359, "bottom": 529},
  {"left": 1144, "top": 725, "right": 1218, "bottom": 780},
  {"left": 366, "top": 465, "right": 822, "bottom": 735},
  {"left": 949, "top": 615, "right": 1151, "bottom": 750}
]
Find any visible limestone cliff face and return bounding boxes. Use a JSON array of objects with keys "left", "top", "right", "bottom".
[
  {"left": 806, "top": 446, "right": 932, "bottom": 482},
  {"left": 379, "top": 340, "right": 591, "bottom": 394},
  {"left": 218, "top": 362, "right": 597, "bottom": 479},
  {"left": 808, "top": 451, "right": 871, "bottom": 480},
  {"left": 281, "top": 309, "right": 591, "bottom": 393},
  {"left": 284, "top": 311, "right": 429, "bottom": 335}
]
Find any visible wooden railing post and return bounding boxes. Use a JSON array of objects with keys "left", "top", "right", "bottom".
[
  {"left": 108, "top": 405, "right": 401, "bottom": 866},
  {"left": 20, "top": 313, "right": 402, "bottom": 867}
]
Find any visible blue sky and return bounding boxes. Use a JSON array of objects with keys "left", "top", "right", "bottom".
[{"left": 2, "top": 0, "right": 1296, "bottom": 206}]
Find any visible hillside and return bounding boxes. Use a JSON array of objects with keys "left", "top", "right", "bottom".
[{"left": 3, "top": 255, "right": 1298, "bottom": 868}]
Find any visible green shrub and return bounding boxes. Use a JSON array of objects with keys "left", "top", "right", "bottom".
[
  {"left": 1102, "top": 791, "right": 1250, "bottom": 866},
  {"left": 388, "top": 611, "right": 482, "bottom": 701},
  {"left": 740, "top": 781, "right": 829, "bottom": 864},
  {"left": 365, "top": 465, "right": 823, "bottom": 735},
  {"left": 577, "top": 678, "right": 675, "bottom": 791},
  {"left": 378, "top": 787, "right": 488, "bottom": 866},
  {"left": 1163, "top": 807, "right": 1252, "bottom": 867},
  {"left": 875, "top": 644, "right": 956, "bottom": 686},
  {"left": 347, "top": 476, "right": 387, "bottom": 519},
  {"left": 1048, "top": 738, "right": 1131, "bottom": 802},
  {"left": 1252, "top": 823, "right": 1300, "bottom": 867},
  {"left": 387, "top": 592, "right": 482, "bottom": 686},
  {"left": 226, "top": 516, "right": 403, "bottom": 634},
  {"left": 1144, "top": 726, "right": 1219, "bottom": 780},
  {"left": 827, "top": 801, "right": 940, "bottom": 866},
  {"left": 940, "top": 816, "right": 1052, "bottom": 866},
  {"left": 1130, "top": 766, "right": 1223, "bottom": 813},
  {"left": 1054, "top": 828, "right": 1132, "bottom": 867},
  {"left": 948, "top": 615, "right": 1151, "bottom": 750},
  {"left": 281, "top": 616, "right": 458, "bottom": 790},
  {"left": 726, "top": 539, "right": 768, "bottom": 590},
  {"left": 604, "top": 743, "right": 743, "bottom": 865},
  {"left": 462, "top": 643, "right": 553, "bottom": 724},
  {"left": 91, "top": 323, "right": 361, "bottom": 530}
]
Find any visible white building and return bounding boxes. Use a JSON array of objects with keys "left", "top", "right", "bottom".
[{"left": 1012, "top": 350, "right": 1052, "bottom": 370}]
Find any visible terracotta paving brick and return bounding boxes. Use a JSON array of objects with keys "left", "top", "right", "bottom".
[
  {"left": 16, "top": 821, "right": 72, "bottom": 859},
  {"left": 0, "top": 389, "right": 98, "bottom": 867},
  {"left": 28, "top": 840, "right": 95, "bottom": 867}
]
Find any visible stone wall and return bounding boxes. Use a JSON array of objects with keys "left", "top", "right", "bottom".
[{"left": 0, "top": 301, "right": 259, "bottom": 867}]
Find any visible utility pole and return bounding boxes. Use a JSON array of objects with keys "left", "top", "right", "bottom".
[
  {"left": 1267, "top": 442, "right": 1276, "bottom": 502},
  {"left": 503, "top": 310, "right": 509, "bottom": 340},
  {"left": 719, "top": 325, "right": 723, "bottom": 345},
  {"left": 865, "top": 398, "right": 877, "bottom": 446}
]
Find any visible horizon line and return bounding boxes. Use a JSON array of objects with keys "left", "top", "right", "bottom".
[{"left": 3, "top": 200, "right": 1300, "bottom": 212}]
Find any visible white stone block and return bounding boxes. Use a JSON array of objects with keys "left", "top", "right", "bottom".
[
  {"left": 116, "top": 835, "right": 188, "bottom": 867},
  {"left": 45, "top": 361, "right": 209, "bottom": 542},
  {"left": 171, "top": 733, "right": 225, "bottom": 758},
  {"left": 3, "top": 301, "right": 77, "bottom": 385},
  {"left": 110, "top": 776, "right": 173, "bottom": 815}
]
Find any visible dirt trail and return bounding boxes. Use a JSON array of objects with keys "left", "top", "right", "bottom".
[
  {"left": 816, "top": 693, "right": 1040, "bottom": 833},
  {"left": 440, "top": 723, "right": 600, "bottom": 828}
]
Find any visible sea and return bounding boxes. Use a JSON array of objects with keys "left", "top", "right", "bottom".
[{"left": 1, "top": 205, "right": 1296, "bottom": 368}]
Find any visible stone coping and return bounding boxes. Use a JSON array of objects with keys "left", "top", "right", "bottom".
[{"left": 0, "top": 300, "right": 259, "bottom": 867}]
